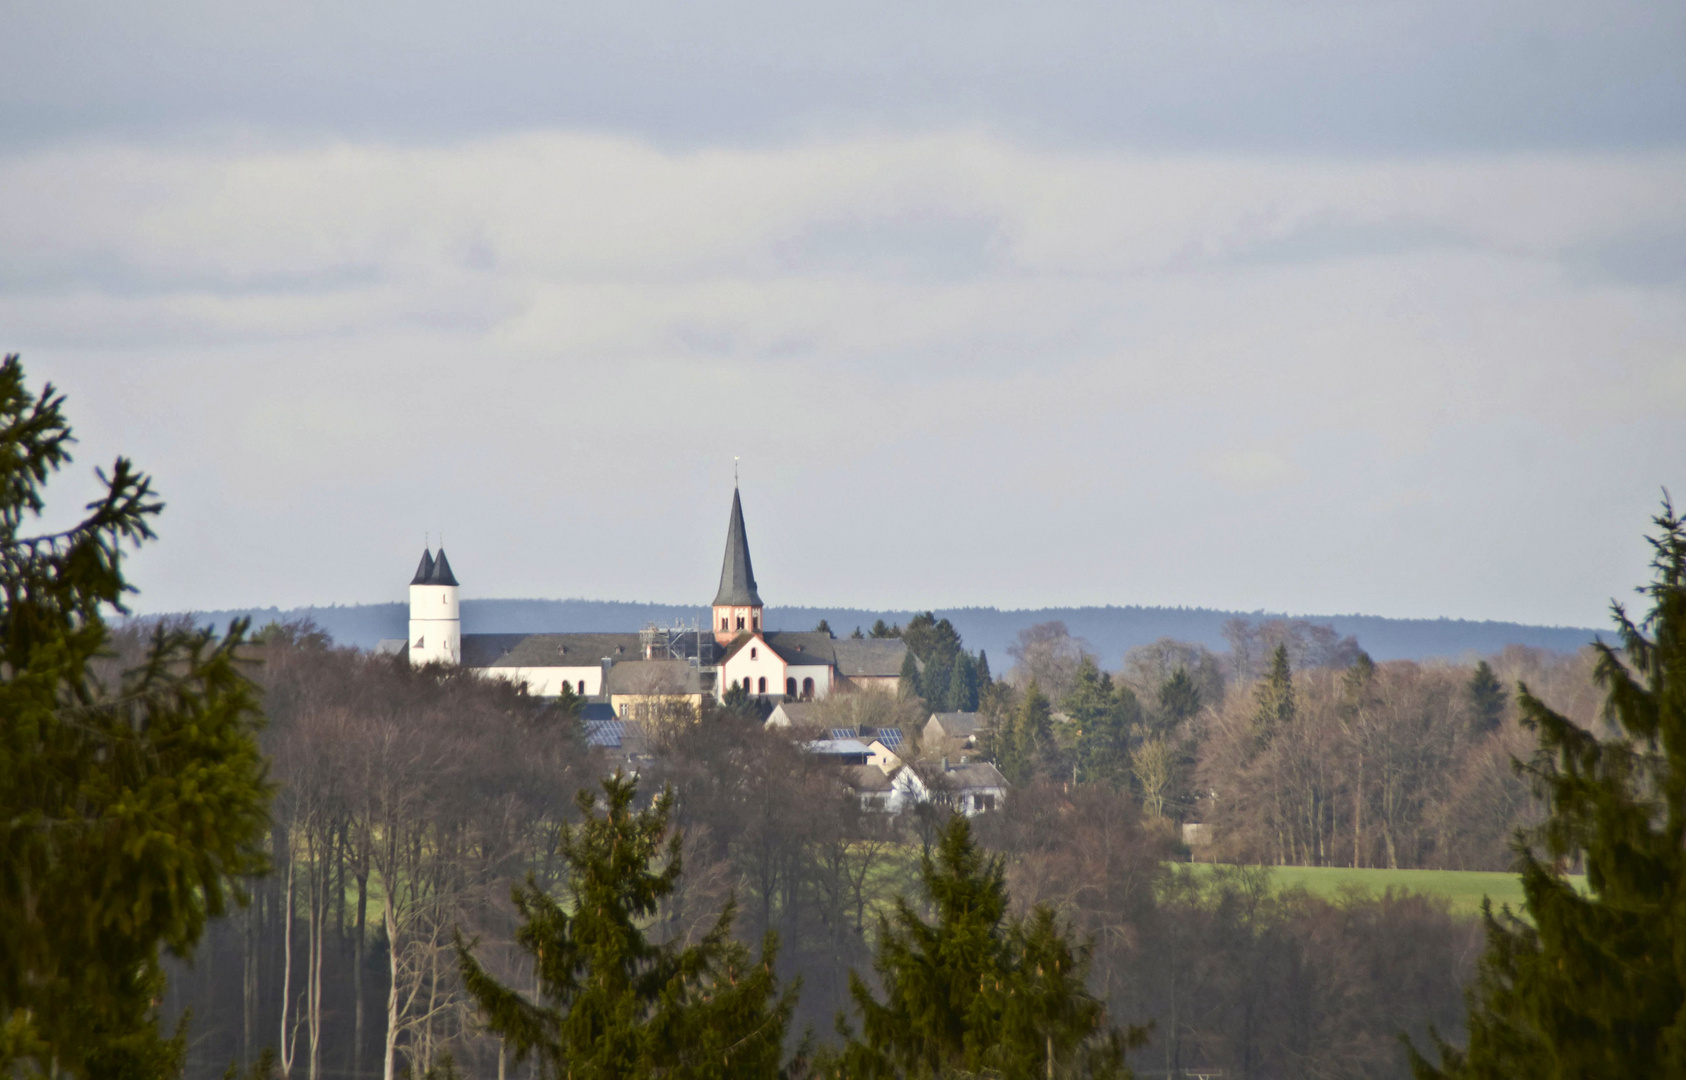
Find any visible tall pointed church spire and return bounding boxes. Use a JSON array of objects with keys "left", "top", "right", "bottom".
[
  {"left": 713, "top": 486, "right": 762, "bottom": 606},
  {"left": 711, "top": 485, "right": 765, "bottom": 646},
  {"left": 411, "top": 548, "right": 435, "bottom": 585}
]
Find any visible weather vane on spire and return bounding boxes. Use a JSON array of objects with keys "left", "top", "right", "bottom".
[{"left": 734, "top": 456, "right": 739, "bottom": 486}]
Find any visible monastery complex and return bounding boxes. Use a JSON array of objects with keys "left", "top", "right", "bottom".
[{"left": 379, "top": 486, "right": 913, "bottom": 719}]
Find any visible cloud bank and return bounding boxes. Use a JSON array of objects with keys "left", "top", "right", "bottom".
[{"left": 7, "top": 131, "right": 1682, "bottom": 626}]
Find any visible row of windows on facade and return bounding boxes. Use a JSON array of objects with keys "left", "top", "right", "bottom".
[
  {"left": 739, "top": 675, "right": 816, "bottom": 698},
  {"left": 723, "top": 613, "right": 761, "bottom": 631}
]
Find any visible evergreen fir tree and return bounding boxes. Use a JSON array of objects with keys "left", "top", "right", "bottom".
[
  {"left": 1000, "top": 681, "right": 1052, "bottom": 784},
  {"left": 976, "top": 649, "right": 993, "bottom": 689},
  {"left": 555, "top": 679, "right": 584, "bottom": 722},
  {"left": 0, "top": 356, "right": 272, "bottom": 1077},
  {"left": 457, "top": 772, "right": 797, "bottom": 1080},
  {"left": 1466, "top": 659, "right": 1508, "bottom": 737},
  {"left": 899, "top": 650, "right": 924, "bottom": 703},
  {"left": 852, "top": 626, "right": 865, "bottom": 639},
  {"left": 1155, "top": 668, "right": 1201, "bottom": 733},
  {"left": 944, "top": 657, "right": 984, "bottom": 714},
  {"left": 832, "top": 816, "right": 1136, "bottom": 1079},
  {"left": 1253, "top": 644, "right": 1295, "bottom": 740},
  {"left": 815, "top": 618, "right": 833, "bottom": 635},
  {"left": 1411, "top": 498, "right": 1686, "bottom": 1079},
  {"left": 870, "top": 619, "right": 900, "bottom": 639}
]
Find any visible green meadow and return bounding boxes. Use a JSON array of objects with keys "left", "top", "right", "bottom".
[{"left": 1190, "top": 862, "right": 1590, "bottom": 917}]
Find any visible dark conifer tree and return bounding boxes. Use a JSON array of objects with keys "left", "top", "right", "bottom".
[
  {"left": 1156, "top": 668, "right": 1201, "bottom": 733},
  {"left": 852, "top": 626, "right": 865, "bottom": 639},
  {"left": 0, "top": 356, "right": 272, "bottom": 1077},
  {"left": 899, "top": 650, "right": 924, "bottom": 703},
  {"left": 815, "top": 618, "right": 833, "bottom": 636},
  {"left": 832, "top": 816, "right": 1136, "bottom": 1079},
  {"left": 1411, "top": 499, "right": 1686, "bottom": 1079},
  {"left": 999, "top": 681, "right": 1053, "bottom": 784},
  {"left": 457, "top": 773, "right": 797, "bottom": 1080},
  {"left": 976, "top": 649, "right": 993, "bottom": 689},
  {"left": 1466, "top": 659, "right": 1508, "bottom": 737},
  {"left": 870, "top": 619, "right": 900, "bottom": 639},
  {"left": 1253, "top": 644, "right": 1295, "bottom": 740}
]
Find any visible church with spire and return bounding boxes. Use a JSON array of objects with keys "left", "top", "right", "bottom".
[{"left": 381, "top": 485, "right": 911, "bottom": 716}]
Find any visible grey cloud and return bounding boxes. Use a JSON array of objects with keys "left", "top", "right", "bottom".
[{"left": 2, "top": 0, "right": 1682, "bottom": 152}]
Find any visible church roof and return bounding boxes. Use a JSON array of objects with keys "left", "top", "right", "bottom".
[
  {"left": 712, "top": 488, "right": 762, "bottom": 607},
  {"left": 719, "top": 630, "right": 836, "bottom": 666},
  {"left": 429, "top": 548, "right": 458, "bottom": 586},
  {"left": 410, "top": 549, "right": 435, "bottom": 585},
  {"left": 832, "top": 638, "right": 910, "bottom": 678}
]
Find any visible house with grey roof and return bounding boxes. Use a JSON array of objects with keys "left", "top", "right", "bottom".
[
  {"left": 923, "top": 711, "right": 982, "bottom": 754},
  {"left": 911, "top": 760, "right": 1008, "bottom": 817}
]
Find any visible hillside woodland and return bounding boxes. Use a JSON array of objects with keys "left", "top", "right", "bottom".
[{"left": 139, "top": 607, "right": 1597, "bottom": 1079}]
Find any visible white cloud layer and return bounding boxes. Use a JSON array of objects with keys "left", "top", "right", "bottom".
[{"left": 5, "top": 131, "right": 1684, "bottom": 629}]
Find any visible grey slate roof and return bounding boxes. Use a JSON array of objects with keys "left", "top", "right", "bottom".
[
  {"left": 429, "top": 548, "right": 459, "bottom": 586},
  {"left": 463, "top": 633, "right": 646, "bottom": 669},
  {"left": 765, "top": 631, "right": 836, "bottom": 666},
  {"left": 840, "top": 765, "right": 896, "bottom": 794},
  {"left": 914, "top": 760, "right": 1008, "bottom": 792},
  {"left": 712, "top": 487, "right": 762, "bottom": 607},
  {"left": 927, "top": 711, "right": 981, "bottom": 739},
  {"left": 832, "top": 638, "right": 910, "bottom": 678},
  {"left": 410, "top": 549, "right": 435, "bottom": 585},
  {"left": 604, "top": 659, "right": 704, "bottom": 696},
  {"left": 769, "top": 701, "right": 823, "bottom": 727},
  {"left": 718, "top": 630, "right": 836, "bottom": 666}
]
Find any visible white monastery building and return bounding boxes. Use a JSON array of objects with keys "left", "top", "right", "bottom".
[{"left": 379, "top": 486, "right": 912, "bottom": 713}]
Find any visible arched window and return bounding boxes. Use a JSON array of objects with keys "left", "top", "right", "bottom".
[
  {"left": 802, "top": 677, "right": 815, "bottom": 699},
  {"left": 736, "top": 616, "right": 745, "bottom": 630},
  {"left": 757, "top": 676, "right": 767, "bottom": 694},
  {"left": 720, "top": 617, "right": 728, "bottom": 630},
  {"left": 751, "top": 646, "right": 758, "bottom": 659},
  {"left": 785, "top": 677, "right": 797, "bottom": 696},
  {"left": 752, "top": 614, "right": 760, "bottom": 630},
  {"left": 743, "top": 676, "right": 752, "bottom": 692},
  {"left": 578, "top": 680, "right": 585, "bottom": 695}
]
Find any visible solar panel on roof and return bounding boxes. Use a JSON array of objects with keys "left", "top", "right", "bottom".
[
  {"left": 829, "top": 727, "right": 857, "bottom": 741},
  {"left": 875, "top": 729, "right": 904, "bottom": 749},
  {"left": 584, "top": 719, "right": 626, "bottom": 748}
]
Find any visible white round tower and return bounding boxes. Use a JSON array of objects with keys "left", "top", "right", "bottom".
[{"left": 407, "top": 548, "right": 460, "bottom": 666}]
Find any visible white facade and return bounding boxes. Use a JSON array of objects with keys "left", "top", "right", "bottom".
[
  {"left": 718, "top": 635, "right": 790, "bottom": 698},
  {"left": 485, "top": 665, "right": 602, "bottom": 697},
  {"left": 408, "top": 582, "right": 460, "bottom": 665}
]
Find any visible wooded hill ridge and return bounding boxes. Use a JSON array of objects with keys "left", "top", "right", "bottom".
[{"left": 162, "top": 598, "right": 1602, "bottom": 663}]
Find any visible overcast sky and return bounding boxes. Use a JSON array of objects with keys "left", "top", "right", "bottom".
[{"left": 4, "top": 0, "right": 1684, "bottom": 628}]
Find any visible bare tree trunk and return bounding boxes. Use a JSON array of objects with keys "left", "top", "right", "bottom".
[
  {"left": 1354, "top": 751, "right": 1364, "bottom": 868},
  {"left": 384, "top": 889, "right": 401, "bottom": 1080},
  {"left": 279, "top": 851, "right": 297, "bottom": 1078},
  {"left": 308, "top": 845, "right": 324, "bottom": 1080},
  {"left": 354, "top": 869, "right": 367, "bottom": 1078}
]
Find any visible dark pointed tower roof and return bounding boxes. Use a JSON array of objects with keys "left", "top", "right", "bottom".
[
  {"left": 429, "top": 548, "right": 458, "bottom": 587},
  {"left": 411, "top": 549, "right": 435, "bottom": 585},
  {"left": 712, "top": 487, "right": 762, "bottom": 607}
]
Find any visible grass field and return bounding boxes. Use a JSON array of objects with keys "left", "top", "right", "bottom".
[{"left": 1188, "top": 863, "right": 1589, "bottom": 917}]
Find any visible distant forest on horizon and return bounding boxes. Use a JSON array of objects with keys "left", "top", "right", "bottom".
[{"left": 156, "top": 598, "right": 1604, "bottom": 665}]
